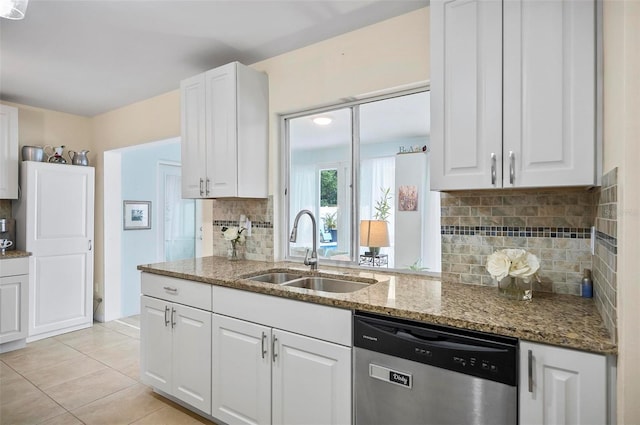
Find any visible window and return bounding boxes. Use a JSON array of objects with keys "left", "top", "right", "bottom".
[{"left": 284, "top": 89, "right": 441, "bottom": 273}]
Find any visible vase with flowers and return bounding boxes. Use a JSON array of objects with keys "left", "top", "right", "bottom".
[
  {"left": 222, "top": 226, "right": 246, "bottom": 261},
  {"left": 486, "top": 248, "right": 540, "bottom": 300}
]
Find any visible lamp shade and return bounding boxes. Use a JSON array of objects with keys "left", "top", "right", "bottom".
[
  {"left": 360, "top": 220, "right": 389, "bottom": 248},
  {"left": 0, "top": 0, "right": 28, "bottom": 19}
]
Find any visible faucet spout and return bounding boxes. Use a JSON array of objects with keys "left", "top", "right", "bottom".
[{"left": 290, "top": 209, "right": 318, "bottom": 271}]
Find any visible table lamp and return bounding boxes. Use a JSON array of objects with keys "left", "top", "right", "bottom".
[{"left": 360, "top": 220, "right": 389, "bottom": 256}]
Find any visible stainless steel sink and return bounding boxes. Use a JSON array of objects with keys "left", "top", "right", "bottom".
[
  {"left": 282, "top": 277, "right": 369, "bottom": 293},
  {"left": 247, "top": 272, "right": 303, "bottom": 284}
]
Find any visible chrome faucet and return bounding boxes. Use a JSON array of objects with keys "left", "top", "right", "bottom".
[{"left": 289, "top": 209, "right": 318, "bottom": 271}]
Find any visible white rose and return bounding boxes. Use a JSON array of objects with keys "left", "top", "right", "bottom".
[
  {"left": 486, "top": 251, "right": 511, "bottom": 281},
  {"left": 509, "top": 252, "right": 540, "bottom": 282}
]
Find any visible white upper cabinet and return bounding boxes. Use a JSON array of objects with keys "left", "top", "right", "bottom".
[
  {"left": 431, "top": 0, "right": 597, "bottom": 190},
  {"left": 181, "top": 62, "right": 268, "bottom": 199},
  {"left": 0, "top": 104, "right": 19, "bottom": 199}
]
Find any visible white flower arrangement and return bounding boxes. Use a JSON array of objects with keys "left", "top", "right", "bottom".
[
  {"left": 486, "top": 249, "right": 540, "bottom": 283},
  {"left": 221, "top": 226, "right": 246, "bottom": 244}
]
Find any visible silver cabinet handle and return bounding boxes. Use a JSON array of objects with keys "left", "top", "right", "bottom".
[
  {"left": 199, "top": 178, "right": 204, "bottom": 196},
  {"left": 490, "top": 153, "right": 497, "bottom": 186},
  {"left": 164, "top": 305, "right": 170, "bottom": 327},
  {"left": 163, "top": 286, "right": 178, "bottom": 294},
  {"left": 171, "top": 307, "right": 176, "bottom": 329},
  {"left": 206, "top": 178, "right": 210, "bottom": 196},
  {"left": 88, "top": 240, "right": 92, "bottom": 251},
  {"left": 528, "top": 349, "right": 533, "bottom": 393},
  {"left": 509, "top": 151, "right": 515, "bottom": 185},
  {"left": 261, "top": 332, "right": 267, "bottom": 359},
  {"left": 272, "top": 335, "right": 278, "bottom": 362}
]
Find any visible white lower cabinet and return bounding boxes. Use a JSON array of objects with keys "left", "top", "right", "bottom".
[
  {"left": 140, "top": 295, "right": 212, "bottom": 414},
  {"left": 212, "top": 286, "right": 352, "bottom": 425},
  {"left": 519, "top": 341, "right": 607, "bottom": 425},
  {"left": 0, "top": 257, "right": 29, "bottom": 352}
]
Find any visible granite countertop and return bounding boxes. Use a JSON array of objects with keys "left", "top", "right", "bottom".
[
  {"left": 138, "top": 256, "right": 616, "bottom": 355},
  {"left": 0, "top": 250, "right": 30, "bottom": 259}
]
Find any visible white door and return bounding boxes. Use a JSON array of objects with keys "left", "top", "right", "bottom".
[
  {"left": 0, "top": 104, "right": 18, "bottom": 199},
  {"left": 140, "top": 295, "right": 172, "bottom": 394},
  {"left": 24, "top": 162, "right": 94, "bottom": 337},
  {"left": 0, "top": 274, "right": 27, "bottom": 343},
  {"left": 519, "top": 341, "right": 606, "bottom": 425},
  {"left": 172, "top": 304, "right": 212, "bottom": 414},
  {"left": 212, "top": 314, "right": 271, "bottom": 425},
  {"left": 158, "top": 163, "right": 197, "bottom": 262},
  {"left": 180, "top": 73, "right": 207, "bottom": 198},
  {"left": 503, "top": 0, "right": 595, "bottom": 187},
  {"left": 206, "top": 63, "right": 238, "bottom": 198},
  {"left": 430, "top": 0, "right": 503, "bottom": 190},
  {"left": 272, "top": 330, "right": 351, "bottom": 425}
]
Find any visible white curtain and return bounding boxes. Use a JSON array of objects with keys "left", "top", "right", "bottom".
[
  {"left": 289, "top": 164, "right": 316, "bottom": 253},
  {"left": 360, "top": 156, "right": 395, "bottom": 265}
]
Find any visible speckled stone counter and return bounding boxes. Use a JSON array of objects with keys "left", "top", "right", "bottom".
[
  {"left": 138, "top": 256, "right": 616, "bottom": 355},
  {"left": 0, "top": 250, "right": 30, "bottom": 259}
]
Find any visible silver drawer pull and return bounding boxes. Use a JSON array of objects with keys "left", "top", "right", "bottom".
[
  {"left": 509, "top": 151, "right": 515, "bottom": 185},
  {"left": 528, "top": 349, "right": 533, "bottom": 393},
  {"left": 163, "top": 286, "right": 178, "bottom": 293},
  {"left": 490, "top": 153, "right": 497, "bottom": 186},
  {"left": 261, "top": 332, "right": 267, "bottom": 359},
  {"left": 272, "top": 335, "right": 278, "bottom": 362}
]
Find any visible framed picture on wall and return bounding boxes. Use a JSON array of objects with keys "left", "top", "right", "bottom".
[{"left": 123, "top": 201, "right": 151, "bottom": 230}]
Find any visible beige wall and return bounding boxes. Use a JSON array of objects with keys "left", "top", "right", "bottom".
[
  {"left": 90, "top": 90, "right": 180, "bottom": 296},
  {"left": 0, "top": 100, "right": 92, "bottom": 156},
  {"left": 603, "top": 1, "right": 640, "bottom": 423},
  {"left": 251, "top": 7, "right": 429, "bottom": 256}
]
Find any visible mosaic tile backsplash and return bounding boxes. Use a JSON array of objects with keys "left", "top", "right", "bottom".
[
  {"left": 440, "top": 188, "right": 596, "bottom": 295},
  {"left": 593, "top": 168, "right": 618, "bottom": 342},
  {"left": 210, "top": 196, "right": 274, "bottom": 262}
]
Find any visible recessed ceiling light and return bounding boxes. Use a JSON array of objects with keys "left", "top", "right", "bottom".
[
  {"left": 312, "top": 116, "right": 332, "bottom": 126},
  {"left": 0, "top": 0, "right": 29, "bottom": 20}
]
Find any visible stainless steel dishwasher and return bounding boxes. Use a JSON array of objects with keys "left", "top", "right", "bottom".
[{"left": 354, "top": 312, "right": 518, "bottom": 425}]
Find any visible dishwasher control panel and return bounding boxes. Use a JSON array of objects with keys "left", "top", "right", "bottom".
[{"left": 354, "top": 311, "right": 518, "bottom": 386}]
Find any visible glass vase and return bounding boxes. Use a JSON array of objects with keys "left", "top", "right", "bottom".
[
  {"left": 498, "top": 276, "right": 532, "bottom": 301},
  {"left": 227, "top": 241, "right": 240, "bottom": 261}
]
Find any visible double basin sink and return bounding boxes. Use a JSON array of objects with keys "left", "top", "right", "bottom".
[{"left": 245, "top": 271, "right": 373, "bottom": 294}]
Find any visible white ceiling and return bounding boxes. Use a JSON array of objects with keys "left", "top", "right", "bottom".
[{"left": 0, "top": 0, "right": 427, "bottom": 117}]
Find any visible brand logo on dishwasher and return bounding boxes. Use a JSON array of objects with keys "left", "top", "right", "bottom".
[
  {"left": 390, "top": 371, "right": 411, "bottom": 387},
  {"left": 362, "top": 335, "right": 378, "bottom": 342}
]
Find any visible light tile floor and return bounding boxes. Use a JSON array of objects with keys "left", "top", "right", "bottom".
[{"left": 0, "top": 316, "right": 217, "bottom": 425}]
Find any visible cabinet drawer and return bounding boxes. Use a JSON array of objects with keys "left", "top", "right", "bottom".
[
  {"left": 0, "top": 257, "right": 29, "bottom": 277},
  {"left": 213, "top": 286, "right": 351, "bottom": 346},
  {"left": 141, "top": 273, "right": 212, "bottom": 311}
]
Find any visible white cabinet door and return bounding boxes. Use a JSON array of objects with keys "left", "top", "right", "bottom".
[
  {"left": 520, "top": 341, "right": 606, "bottom": 425},
  {"left": 140, "top": 295, "right": 172, "bottom": 394},
  {"left": 172, "top": 304, "right": 212, "bottom": 414},
  {"left": 0, "top": 104, "right": 18, "bottom": 199},
  {"left": 205, "top": 63, "right": 238, "bottom": 198},
  {"left": 430, "top": 0, "right": 503, "bottom": 190},
  {"left": 19, "top": 163, "right": 95, "bottom": 339},
  {"left": 181, "top": 73, "right": 207, "bottom": 198},
  {"left": 212, "top": 314, "right": 271, "bottom": 425},
  {"left": 0, "top": 273, "right": 28, "bottom": 344},
  {"left": 503, "top": 0, "right": 595, "bottom": 187},
  {"left": 272, "top": 330, "right": 351, "bottom": 425}
]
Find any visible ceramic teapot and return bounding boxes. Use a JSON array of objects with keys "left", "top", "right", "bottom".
[
  {"left": 44, "top": 145, "right": 67, "bottom": 163},
  {"left": 68, "top": 150, "right": 90, "bottom": 166}
]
